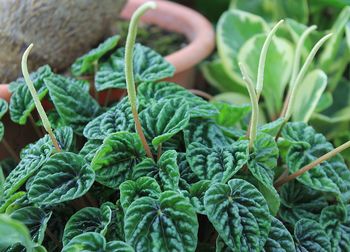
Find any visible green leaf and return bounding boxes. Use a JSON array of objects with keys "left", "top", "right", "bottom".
[
  {"left": 259, "top": 118, "right": 285, "bottom": 137},
  {"left": 184, "top": 118, "right": 231, "bottom": 148},
  {"left": 204, "top": 179, "right": 271, "bottom": 251},
  {"left": 212, "top": 101, "right": 250, "bottom": 127},
  {"left": 248, "top": 133, "right": 280, "bottom": 215},
  {"left": 292, "top": 69, "right": 328, "bottom": 122},
  {"left": 186, "top": 140, "right": 248, "bottom": 182},
  {"left": 91, "top": 132, "right": 145, "bottom": 189},
  {"left": 294, "top": 219, "right": 331, "bottom": 252},
  {"left": 262, "top": 217, "right": 295, "bottom": 252},
  {"left": 83, "top": 97, "right": 134, "bottom": 140},
  {"left": 44, "top": 74, "right": 101, "bottom": 134},
  {"left": 0, "top": 98, "right": 8, "bottom": 119},
  {"left": 28, "top": 152, "right": 95, "bottom": 205},
  {"left": 71, "top": 35, "right": 120, "bottom": 76},
  {"left": 137, "top": 81, "right": 218, "bottom": 118},
  {"left": 132, "top": 150, "right": 180, "bottom": 191},
  {"left": 189, "top": 180, "right": 211, "bottom": 214},
  {"left": 79, "top": 139, "right": 103, "bottom": 164},
  {"left": 279, "top": 180, "right": 328, "bottom": 225},
  {"left": 238, "top": 34, "right": 293, "bottom": 117},
  {"left": 124, "top": 191, "right": 198, "bottom": 252},
  {"left": 0, "top": 122, "right": 4, "bottom": 142},
  {"left": 139, "top": 98, "right": 190, "bottom": 147},
  {"left": 63, "top": 205, "right": 112, "bottom": 246},
  {"left": 0, "top": 191, "right": 26, "bottom": 214},
  {"left": 9, "top": 65, "right": 52, "bottom": 125},
  {"left": 282, "top": 122, "right": 350, "bottom": 202},
  {"left": 0, "top": 214, "right": 34, "bottom": 251},
  {"left": 120, "top": 177, "right": 161, "bottom": 211},
  {"left": 320, "top": 204, "right": 350, "bottom": 251},
  {"left": 95, "top": 44, "right": 175, "bottom": 91},
  {"left": 10, "top": 206, "right": 52, "bottom": 244}
]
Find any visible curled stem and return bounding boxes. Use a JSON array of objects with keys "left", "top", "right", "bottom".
[
  {"left": 125, "top": 2, "right": 156, "bottom": 159},
  {"left": 256, "top": 19, "right": 284, "bottom": 99},
  {"left": 21, "top": 44, "right": 61, "bottom": 152},
  {"left": 283, "top": 33, "right": 333, "bottom": 121},
  {"left": 239, "top": 63, "right": 259, "bottom": 151},
  {"left": 274, "top": 141, "right": 350, "bottom": 188}
]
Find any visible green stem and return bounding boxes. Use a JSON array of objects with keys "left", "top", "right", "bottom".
[
  {"left": 256, "top": 20, "right": 284, "bottom": 99},
  {"left": 21, "top": 44, "right": 61, "bottom": 152},
  {"left": 239, "top": 63, "right": 259, "bottom": 151},
  {"left": 283, "top": 33, "right": 332, "bottom": 121},
  {"left": 274, "top": 140, "right": 350, "bottom": 188},
  {"left": 125, "top": 2, "right": 156, "bottom": 159}
]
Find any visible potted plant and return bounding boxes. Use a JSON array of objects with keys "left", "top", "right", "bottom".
[{"left": 1, "top": 2, "right": 350, "bottom": 252}]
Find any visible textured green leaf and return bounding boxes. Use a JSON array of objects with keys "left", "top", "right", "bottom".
[
  {"left": 28, "top": 152, "right": 95, "bottom": 205},
  {"left": 177, "top": 153, "right": 199, "bottom": 186},
  {"left": 248, "top": 133, "right": 280, "bottom": 215},
  {"left": 44, "top": 74, "right": 101, "bottom": 134},
  {"left": 63, "top": 205, "right": 112, "bottom": 246},
  {"left": 184, "top": 118, "right": 231, "bottom": 148},
  {"left": 91, "top": 132, "right": 145, "bottom": 188},
  {"left": 259, "top": 118, "right": 285, "bottom": 137},
  {"left": 83, "top": 97, "right": 134, "bottom": 140},
  {"left": 0, "top": 122, "right": 4, "bottom": 142},
  {"left": 320, "top": 204, "right": 350, "bottom": 251},
  {"left": 0, "top": 99, "right": 8, "bottom": 119},
  {"left": 9, "top": 65, "right": 52, "bottom": 125},
  {"left": 79, "top": 139, "right": 103, "bottom": 164},
  {"left": 294, "top": 219, "right": 331, "bottom": 252},
  {"left": 282, "top": 122, "right": 350, "bottom": 201},
  {"left": 204, "top": 179, "right": 271, "bottom": 251},
  {"left": 120, "top": 177, "right": 161, "bottom": 211},
  {"left": 10, "top": 207, "right": 52, "bottom": 244},
  {"left": 262, "top": 217, "right": 295, "bottom": 252},
  {"left": 106, "top": 200, "right": 125, "bottom": 241},
  {"left": 95, "top": 44, "right": 175, "bottom": 91},
  {"left": 189, "top": 180, "right": 211, "bottom": 214},
  {"left": 279, "top": 180, "right": 328, "bottom": 225},
  {"left": 212, "top": 101, "right": 250, "bottom": 127},
  {"left": 0, "top": 214, "right": 34, "bottom": 251},
  {"left": 0, "top": 191, "right": 26, "bottom": 214},
  {"left": 139, "top": 98, "right": 190, "bottom": 147},
  {"left": 186, "top": 140, "right": 248, "bottom": 182},
  {"left": 217, "top": 9, "right": 269, "bottom": 84},
  {"left": 124, "top": 191, "right": 198, "bottom": 252},
  {"left": 71, "top": 35, "right": 120, "bottom": 76},
  {"left": 137, "top": 81, "right": 218, "bottom": 118},
  {"left": 132, "top": 150, "right": 180, "bottom": 191}
]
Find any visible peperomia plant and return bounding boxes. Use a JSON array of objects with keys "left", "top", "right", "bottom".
[{"left": 1, "top": 1, "right": 350, "bottom": 252}]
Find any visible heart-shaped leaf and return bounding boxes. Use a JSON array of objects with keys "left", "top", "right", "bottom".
[
  {"left": 95, "top": 44, "right": 175, "bottom": 91},
  {"left": 320, "top": 204, "right": 350, "bottom": 251},
  {"left": 91, "top": 132, "right": 145, "bottom": 189},
  {"left": 132, "top": 150, "right": 180, "bottom": 191},
  {"left": 10, "top": 206, "right": 52, "bottom": 244},
  {"left": 294, "top": 219, "right": 331, "bottom": 252},
  {"left": 44, "top": 74, "right": 101, "bottom": 134},
  {"left": 282, "top": 122, "right": 350, "bottom": 202},
  {"left": 28, "top": 152, "right": 95, "bottom": 205},
  {"left": 83, "top": 97, "right": 134, "bottom": 140},
  {"left": 139, "top": 98, "right": 190, "bottom": 147},
  {"left": 262, "top": 217, "right": 295, "bottom": 252},
  {"left": 0, "top": 99, "right": 8, "bottom": 119},
  {"left": 120, "top": 177, "right": 161, "bottom": 211},
  {"left": 71, "top": 35, "right": 120, "bottom": 76},
  {"left": 63, "top": 204, "right": 112, "bottom": 246},
  {"left": 9, "top": 65, "right": 52, "bottom": 125},
  {"left": 186, "top": 140, "right": 248, "bottom": 182},
  {"left": 124, "top": 191, "right": 198, "bottom": 252},
  {"left": 204, "top": 179, "right": 271, "bottom": 251}
]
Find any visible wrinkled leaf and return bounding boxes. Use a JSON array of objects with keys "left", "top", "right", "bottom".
[{"left": 263, "top": 217, "right": 295, "bottom": 252}]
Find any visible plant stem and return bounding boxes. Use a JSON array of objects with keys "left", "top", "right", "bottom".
[
  {"left": 124, "top": 2, "right": 156, "bottom": 159},
  {"left": 45, "top": 228, "right": 61, "bottom": 249},
  {"left": 274, "top": 140, "right": 350, "bottom": 188},
  {"left": 21, "top": 44, "right": 61, "bottom": 152},
  {"left": 157, "top": 144, "right": 162, "bottom": 161},
  {"left": 2, "top": 139, "right": 19, "bottom": 162},
  {"left": 189, "top": 89, "right": 213, "bottom": 100},
  {"left": 283, "top": 33, "right": 332, "bottom": 121},
  {"left": 239, "top": 63, "right": 259, "bottom": 151},
  {"left": 29, "top": 114, "right": 42, "bottom": 138},
  {"left": 256, "top": 20, "right": 284, "bottom": 99},
  {"left": 104, "top": 89, "right": 112, "bottom": 107}
]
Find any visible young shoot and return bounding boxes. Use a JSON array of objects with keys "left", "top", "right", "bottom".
[
  {"left": 239, "top": 63, "right": 259, "bottom": 151},
  {"left": 21, "top": 44, "right": 61, "bottom": 152},
  {"left": 124, "top": 1, "right": 156, "bottom": 159},
  {"left": 274, "top": 140, "right": 350, "bottom": 188},
  {"left": 256, "top": 19, "right": 284, "bottom": 99},
  {"left": 282, "top": 33, "right": 333, "bottom": 121}
]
